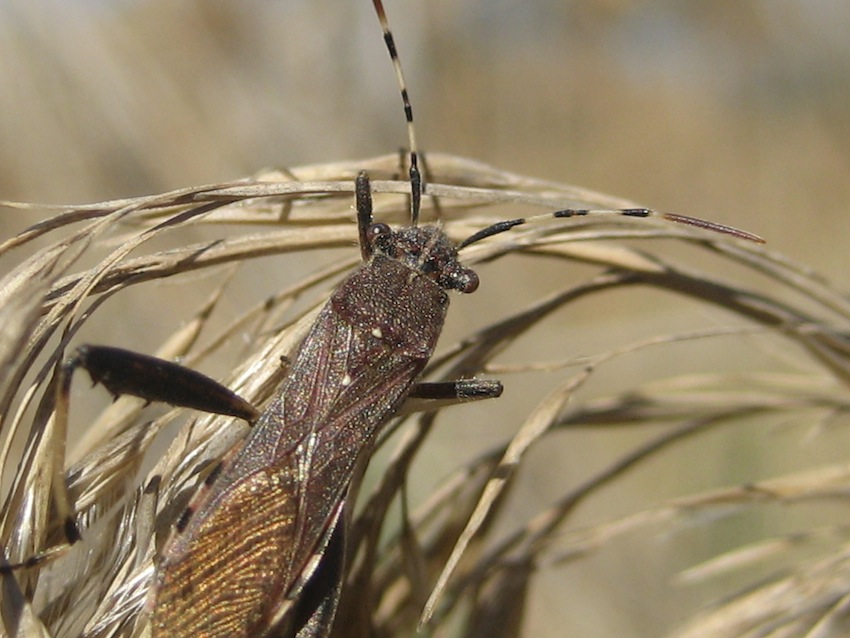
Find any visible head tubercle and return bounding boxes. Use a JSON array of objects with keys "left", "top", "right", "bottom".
[{"left": 366, "top": 223, "right": 479, "bottom": 294}]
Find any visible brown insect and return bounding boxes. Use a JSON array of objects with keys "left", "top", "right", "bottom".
[{"left": 148, "top": 174, "right": 505, "bottom": 634}]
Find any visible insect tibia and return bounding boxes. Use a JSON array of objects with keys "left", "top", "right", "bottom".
[
  {"left": 68, "top": 345, "right": 258, "bottom": 422},
  {"left": 410, "top": 379, "right": 504, "bottom": 401}
]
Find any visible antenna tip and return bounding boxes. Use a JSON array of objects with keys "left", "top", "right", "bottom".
[{"left": 663, "top": 213, "right": 765, "bottom": 243}]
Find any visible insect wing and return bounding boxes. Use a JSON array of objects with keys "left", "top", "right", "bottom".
[{"left": 152, "top": 257, "right": 450, "bottom": 637}]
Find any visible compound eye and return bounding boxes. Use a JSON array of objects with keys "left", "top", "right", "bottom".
[
  {"left": 367, "top": 223, "right": 393, "bottom": 253},
  {"left": 459, "top": 270, "right": 479, "bottom": 293},
  {"left": 440, "top": 266, "right": 479, "bottom": 293}
]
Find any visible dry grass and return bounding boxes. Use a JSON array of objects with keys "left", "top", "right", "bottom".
[
  {"left": 1, "top": 153, "right": 849, "bottom": 638},
  {"left": 1, "top": 2, "right": 849, "bottom": 637}
]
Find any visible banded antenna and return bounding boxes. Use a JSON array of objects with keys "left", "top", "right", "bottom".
[{"left": 371, "top": 0, "right": 422, "bottom": 226}]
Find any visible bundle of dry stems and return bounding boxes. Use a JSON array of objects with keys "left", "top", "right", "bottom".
[{"left": 1, "top": 152, "right": 849, "bottom": 637}]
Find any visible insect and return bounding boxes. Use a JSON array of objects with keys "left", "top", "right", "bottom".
[{"left": 0, "top": 1, "right": 763, "bottom": 637}]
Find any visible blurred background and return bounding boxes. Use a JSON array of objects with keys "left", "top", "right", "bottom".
[
  {"left": 1, "top": 1, "right": 849, "bottom": 636},
  {"left": 2, "top": 1, "right": 848, "bottom": 269}
]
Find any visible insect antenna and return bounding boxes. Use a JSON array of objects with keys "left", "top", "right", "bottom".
[
  {"left": 458, "top": 207, "right": 765, "bottom": 250},
  {"left": 371, "top": 0, "right": 421, "bottom": 226}
]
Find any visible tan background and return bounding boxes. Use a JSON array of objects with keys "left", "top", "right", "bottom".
[{"left": 3, "top": 2, "right": 847, "bottom": 267}]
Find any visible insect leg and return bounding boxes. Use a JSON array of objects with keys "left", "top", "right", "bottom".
[
  {"left": 1, "top": 345, "right": 257, "bottom": 575},
  {"left": 409, "top": 379, "right": 503, "bottom": 401},
  {"left": 69, "top": 345, "right": 258, "bottom": 422}
]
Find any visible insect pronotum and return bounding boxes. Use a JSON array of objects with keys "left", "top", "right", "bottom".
[{"left": 1, "top": 1, "right": 763, "bottom": 637}]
